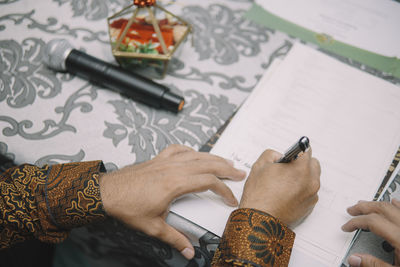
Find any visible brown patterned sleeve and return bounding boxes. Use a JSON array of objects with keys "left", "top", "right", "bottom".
[
  {"left": 0, "top": 161, "right": 106, "bottom": 249},
  {"left": 212, "top": 208, "right": 295, "bottom": 267}
]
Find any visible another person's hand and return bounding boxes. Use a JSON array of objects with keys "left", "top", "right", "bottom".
[
  {"left": 342, "top": 199, "right": 400, "bottom": 267},
  {"left": 239, "top": 149, "right": 321, "bottom": 227},
  {"left": 99, "top": 144, "right": 246, "bottom": 260}
]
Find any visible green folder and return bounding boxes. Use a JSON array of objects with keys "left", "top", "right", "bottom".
[{"left": 245, "top": 4, "right": 400, "bottom": 79}]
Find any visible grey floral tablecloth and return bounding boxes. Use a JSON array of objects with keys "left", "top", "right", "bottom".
[{"left": 1, "top": 0, "right": 400, "bottom": 266}]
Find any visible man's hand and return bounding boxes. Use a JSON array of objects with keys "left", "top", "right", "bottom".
[
  {"left": 342, "top": 199, "right": 400, "bottom": 267},
  {"left": 99, "top": 144, "right": 246, "bottom": 260},
  {"left": 239, "top": 149, "right": 321, "bottom": 227}
]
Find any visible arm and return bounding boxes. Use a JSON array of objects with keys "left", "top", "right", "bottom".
[
  {"left": 212, "top": 149, "right": 321, "bottom": 266},
  {"left": 0, "top": 161, "right": 106, "bottom": 248},
  {"left": 0, "top": 144, "right": 246, "bottom": 261}
]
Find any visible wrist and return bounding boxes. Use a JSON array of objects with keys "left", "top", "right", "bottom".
[
  {"left": 240, "top": 196, "right": 286, "bottom": 222},
  {"left": 99, "top": 172, "right": 115, "bottom": 216},
  {"left": 42, "top": 161, "right": 107, "bottom": 230},
  {"left": 239, "top": 203, "right": 282, "bottom": 221}
]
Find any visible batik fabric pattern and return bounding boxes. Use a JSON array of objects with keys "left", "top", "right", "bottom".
[
  {"left": 212, "top": 208, "right": 295, "bottom": 267},
  {"left": 0, "top": 161, "right": 106, "bottom": 248}
]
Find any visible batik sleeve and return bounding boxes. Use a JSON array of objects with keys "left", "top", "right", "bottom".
[
  {"left": 0, "top": 161, "right": 106, "bottom": 249},
  {"left": 212, "top": 208, "right": 295, "bottom": 267}
]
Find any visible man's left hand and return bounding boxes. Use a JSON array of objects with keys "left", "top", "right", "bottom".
[{"left": 99, "top": 144, "right": 246, "bottom": 260}]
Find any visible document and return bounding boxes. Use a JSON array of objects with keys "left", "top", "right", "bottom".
[
  {"left": 254, "top": 0, "right": 400, "bottom": 59},
  {"left": 171, "top": 43, "right": 400, "bottom": 266}
]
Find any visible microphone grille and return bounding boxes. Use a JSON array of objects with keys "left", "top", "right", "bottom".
[{"left": 43, "top": 39, "right": 74, "bottom": 71}]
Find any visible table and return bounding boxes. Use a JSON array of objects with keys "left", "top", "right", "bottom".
[{"left": 1, "top": 0, "right": 399, "bottom": 266}]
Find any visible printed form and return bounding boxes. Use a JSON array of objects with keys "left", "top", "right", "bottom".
[
  {"left": 255, "top": 0, "right": 400, "bottom": 58},
  {"left": 171, "top": 43, "right": 400, "bottom": 266}
]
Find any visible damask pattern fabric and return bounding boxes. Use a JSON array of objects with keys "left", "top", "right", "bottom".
[
  {"left": 212, "top": 209, "right": 294, "bottom": 267},
  {"left": 0, "top": 161, "right": 106, "bottom": 248}
]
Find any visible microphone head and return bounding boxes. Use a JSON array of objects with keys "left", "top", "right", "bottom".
[{"left": 43, "top": 39, "right": 74, "bottom": 71}]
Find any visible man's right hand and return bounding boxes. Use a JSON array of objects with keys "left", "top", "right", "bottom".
[{"left": 240, "top": 148, "right": 321, "bottom": 227}]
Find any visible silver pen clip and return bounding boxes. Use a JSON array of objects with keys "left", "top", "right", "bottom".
[{"left": 277, "top": 136, "right": 310, "bottom": 163}]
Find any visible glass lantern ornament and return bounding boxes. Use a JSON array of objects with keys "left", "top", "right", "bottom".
[{"left": 107, "top": 0, "right": 192, "bottom": 78}]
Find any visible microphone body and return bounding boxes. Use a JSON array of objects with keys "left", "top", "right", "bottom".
[{"left": 43, "top": 39, "right": 184, "bottom": 112}]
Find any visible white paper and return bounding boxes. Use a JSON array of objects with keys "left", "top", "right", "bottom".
[
  {"left": 255, "top": 0, "right": 400, "bottom": 59},
  {"left": 171, "top": 43, "right": 400, "bottom": 266}
]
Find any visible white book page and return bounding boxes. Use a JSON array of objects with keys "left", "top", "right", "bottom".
[
  {"left": 171, "top": 43, "right": 400, "bottom": 266},
  {"left": 255, "top": 0, "right": 400, "bottom": 58}
]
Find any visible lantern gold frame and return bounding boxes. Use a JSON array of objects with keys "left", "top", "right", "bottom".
[{"left": 107, "top": 2, "right": 192, "bottom": 78}]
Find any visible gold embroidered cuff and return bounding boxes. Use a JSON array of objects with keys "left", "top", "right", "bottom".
[{"left": 212, "top": 208, "right": 295, "bottom": 267}]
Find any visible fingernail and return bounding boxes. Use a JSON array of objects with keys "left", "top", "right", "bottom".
[
  {"left": 239, "top": 170, "right": 247, "bottom": 177},
  {"left": 348, "top": 255, "right": 361, "bottom": 267},
  {"left": 181, "top": 247, "right": 194, "bottom": 260},
  {"left": 341, "top": 224, "right": 350, "bottom": 232},
  {"left": 392, "top": 198, "right": 400, "bottom": 204},
  {"left": 225, "top": 198, "right": 238, "bottom": 207}
]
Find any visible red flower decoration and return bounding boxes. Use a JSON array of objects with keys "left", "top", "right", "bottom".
[{"left": 134, "top": 0, "right": 156, "bottom": 7}]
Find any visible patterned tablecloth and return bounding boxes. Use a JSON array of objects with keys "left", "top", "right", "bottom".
[{"left": 1, "top": 0, "right": 399, "bottom": 266}]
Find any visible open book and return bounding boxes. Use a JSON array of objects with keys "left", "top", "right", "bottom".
[{"left": 171, "top": 43, "right": 400, "bottom": 266}]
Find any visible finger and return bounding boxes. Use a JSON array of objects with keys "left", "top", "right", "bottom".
[
  {"left": 302, "top": 194, "right": 319, "bottom": 216},
  {"left": 172, "top": 150, "right": 237, "bottom": 167},
  {"left": 157, "top": 144, "right": 194, "bottom": 159},
  {"left": 307, "top": 158, "right": 321, "bottom": 192},
  {"left": 346, "top": 201, "right": 400, "bottom": 224},
  {"left": 307, "top": 147, "right": 313, "bottom": 157},
  {"left": 310, "top": 157, "right": 321, "bottom": 177},
  {"left": 181, "top": 160, "right": 246, "bottom": 181},
  {"left": 148, "top": 219, "right": 195, "bottom": 260},
  {"left": 292, "top": 147, "right": 312, "bottom": 166},
  {"left": 290, "top": 149, "right": 320, "bottom": 184},
  {"left": 341, "top": 213, "right": 400, "bottom": 248},
  {"left": 392, "top": 198, "right": 400, "bottom": 209},
  {"left": 348, "top": 254, "right": 393, "bottom": 267},
  {"left": 308, "top": 194, "right": 320, "bottom": 208},
  {"left": 137, "top": 145, "right": 192, "bottom": 167},
  {"left": 258, "top": 149, "right": 283, "bottom": 164},
  {"left": 177, "top": 174, "right": 238, "bottom": 207}
]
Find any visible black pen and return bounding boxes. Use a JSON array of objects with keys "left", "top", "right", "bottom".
[{"left": 277, "top": 136, "right": 310, "bottom": 163}]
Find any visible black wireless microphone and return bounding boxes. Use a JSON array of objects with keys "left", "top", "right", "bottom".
[{"left": 43, "top": 39, "right": 184, "bottom": 112}]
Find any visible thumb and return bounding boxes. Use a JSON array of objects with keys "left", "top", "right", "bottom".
[
  {"left": 151, "top": 219, "right": 195, "bottom": 260},
  {"left": 348, "top": 254, "right": 393, "bottom": 267}
]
